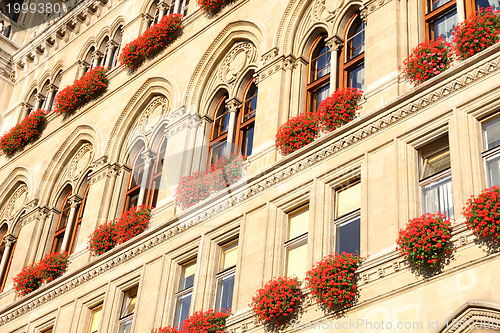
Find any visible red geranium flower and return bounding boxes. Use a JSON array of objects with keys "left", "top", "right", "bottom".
[{"left": 463, "top": 186, "right": 500, "bottom": 242}]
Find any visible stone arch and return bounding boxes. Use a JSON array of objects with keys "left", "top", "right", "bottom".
[
  {"left": 22, "top": 81, "right": 39, "bottom": 103},
  {"left": 0, "top": 174, "right": 30, "bottom": 234},
  {"left": 78, "top": 38, "right": 97, "bottom": 62},
  {"left": 49, "top": 62, "right": 65, "bottom": 81},
  {"left": 110, "top": 16, "right": 125, "bottom": 36},
  {"left": 105, "top": 77, "right": 178, "bottom": 163},
  {"left": 183, "top": 20, "right": 266, "bottom": 112},
  {"left": 36, "top": 126, "right": 100, "bottom": 207},
  {"left": 439, "top": 302, "right": 500, "bottom": 333}
]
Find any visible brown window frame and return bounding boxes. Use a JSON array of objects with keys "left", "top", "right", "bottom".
[
  {"left": 0, "top": 229, "right": 17, "bottom": 292},
  {"left": 306, "top": 35, "right": 331, "bottom": 114},
  {"left": 50, "top": 191, "right": 72, "bottom": 253},
  {"left": 68, "top": 185, "right": 89, "bottom": 254},
  {"left": 338, "top": 14, "right": 365, "bottom": 90},
  {"left": 236, "top": 79, "right": 258, "bottom": 157},
  {"left": 283, "top": 205, "right": 309, "bottom": 278},
  {"left": 146, "top": 136, "right": 167, "bottom": 208},
  {"left": 208, "top": 94, "right": 230, "bottom": 166},
  {"left": 424, "top": 0, "right": 458, "bottom": 41},
  {"left": 124, "top": 147, "right": 146, "bottom": 212}
]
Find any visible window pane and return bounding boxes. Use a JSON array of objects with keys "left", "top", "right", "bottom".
[
  {"left": 118, "top": 319, "right": 133, "bottom": 333},
  {"left": 347, "top": 63, "right": 365, "bottom": 91},
  {"left": 336, "top": 216, "right": 361, "bottom": 254},
  {"left": 180, "top": 262, "right": 196, "bottom": 291},
  {"left": 476, "top": 0, "right": 500, "bottom": 10},
  {"left": 483, "top": 117, "right": 500, "bottom": 151},
  {"left": 336, "top": 183, "right": 361, "bottom": 218},
  {"left": 421, "top": 149, "right": 451, "bottom": 179},
  {"left": 428, "top": 0, "right": 453, "bottom": 11},
  {"left": 215, "top": 272, "right": 235, "bottom": 311},
  {"left": 423, "top": 175, "right": 454, "bottom": 218},
  {"left": 430, "top": 9, "right": 458, "bottom": 42},
  {"left": 487, "top": 154, "right": 500, "bottom": 186},
  {"left": 221, "top": 243, "right": 238, "bottom": 270},
  {"left": 347, "top": 22, "right": 365, "bottom": 60},
  {"left": 210, "top": 141, "right": 228, "bottom": 165},
  {"left": 311, "top": 84, "right": 330, "bottom": 112},
  {"left": 285, "top": 239, "right": 307, "bottom": 278},
  {"left": 312, "top": 47, "right": 332, "bottom": 80},
  {"left": 288, "top": 208, "right": 309, "bottom": 240},
  {"left": 240, "top": 125, "right": 254, "bottom": 157},
  {"left": 89, "top": 305, "right": 102, "bottom": 333},
  {"left": 174, "top": 292, "right": 192, "bottom": 327},
  {"left": 120, "top": 286, "right": 138, "bottom": 318}
]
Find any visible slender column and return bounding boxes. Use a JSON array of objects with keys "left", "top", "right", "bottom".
[
  {"left": 0, "top": 235, "right": 16, "bottom": 282},
  {"left": 225, "top": 98, "right": 241, "bottom": 154},
  {"left": 157, "top": 2, "right": 168, "bottom": 21},
  {"left": 79, "top": 61, "right": 90, "bottom": 77},
  {"left": 137, "top": 150, "right": 156, "bottom": 207},
  {"left": 21, "top": 103, "right": 32, "bottom": 119},
  {"left": 45, "top": 85, "right": 58, "bottom": 111},
  {"left": 174, "top": 0, "right": 181, "bottom": 13},
  {"left": 105, "top": 41, "right": 118, "bottom": 68},
  {"left": 60, "top": 196, "right": 82, "bottom": 252},
  {"left": 33, "top": 94, "right": 45, "bottom": 112},
  {"left": 92, "top": 51, "right": 103, "bottom": 68},
  {"left": 326, "top": 36, "right": 343, "bottom": 91}
]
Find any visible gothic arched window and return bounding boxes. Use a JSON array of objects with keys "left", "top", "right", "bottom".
[
  {"left": 238, "top": 80, "right": 258, "bottom": 156},
  {"left": 307, "top": 35, "right": 331, "bottom": 113},
  {"left": 209, "top": 93, "right": 230, "bottom": 165},
  {"left": 340, "top": 14, "right": 365, "bottom": 90}
]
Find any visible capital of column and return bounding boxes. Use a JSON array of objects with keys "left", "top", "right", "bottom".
[
  {"left": 68, "top": 195, "right": 83, "bottom": 208},
  {"left": 2, "top": 234, "right": 16, "bottom": 247},
  {"left": 92, "top": 51, "right": 103, "bottom": 61},
  {"left": 225, "top": 98, "right": 242, "bottom": 113},
  {"left": 106, "top": 40, "right": 118, "bottom": 51},
  {"left": 157, "top": 1, "right": 169, "bottom": 11},
  {"left": 79, "top": 61, "right": 90, "bottom": 70},
  {"left": 141, "top": 149, "right": 157, "bottom": 164},
  {"left": 326, "top": 35, "right": 343, "bottom": 52},
  {"left": 34, "top": 93, "right": 45, "bottom": 103},
  {"left": 48, "top": 84, "right": 59, "bottom": 93},
  {"left": 21, "top": 102, "right": 33, "bottom": 113}
]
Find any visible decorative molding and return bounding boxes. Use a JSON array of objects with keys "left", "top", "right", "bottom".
[
  {"left": 88, "top": 160, "right": 123, "bottom": 186},
  {"left": 68, "top": 143, "right": 94, "bottom": 180},
  {"left": 255, "top": 54, "right": 298, "bottom": 84},
  {"left": 362, "top": 0, "right": 393, "bottom": 17},
  {"left": 19, "top": 206, "right": 50, "bottom": 228},
  {"left": 218, "top": 42, "right": 258, "bottom": 84},
  {"left": 4, "top": 184, "right": 28, "bottom": 220}
]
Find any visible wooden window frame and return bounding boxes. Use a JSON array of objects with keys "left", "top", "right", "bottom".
[
  {"left": 173, "top": 260, "right": 197, "bottom": 327},
  {"left": 236, "top": 80, "right": 258, "bottom": 157},
  {"left": 68, "top": 185, "right": 89, "bottom": 254},
  {"left": 146, "top": 136, "right": 167, "bottom": 208},
  {"left": 208, "top": 94, "right": 230, "bottom": 166},
  {"left": 117, "top": 285, "right": 139, "bottom": 333},
  {"left": 88, "top": 303, "right": 103, "bottom": 333},
  {"left": 482, "top": 114, "right": 500, "bottom": 187},
  {"left": 215, "top": 240, "right": 238, "bottom": 311},
  {"left": 338, "top": 14, "right": 365, "bottom": 89},
  {"left": 424, "top": 0, "right": 457, "bottom": 41},
  {"left": 0, "top": 230, "right": 17, "bottom": 292},
  {"left": 306, "top": 35, "right": 331, "bottom": 114},
  {"left": 50, "top": 190, "right": 72, "bottom": 253},
  {"left": 283, "top": 205, "right": 309, "bottom": 277},
  {"left": 124, "top": 147, "right": 146, "bottom": 212}
]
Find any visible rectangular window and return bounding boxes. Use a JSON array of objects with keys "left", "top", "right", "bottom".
[
  {"left": 475, "top": 0, "right": 500, "bottom": 11},
  {"left": 482, "top": 116, "right": 500, "bottom": 186},
  {"left": 419, "top": 136, "right": 454, "bottom": 218},
  {"left": 215, "top": 241, "right": 238, "bottom": 311},
  {"left": 284, "top": 206, "right": 309, "bottom": 279},
  {"left": 334, "top": 182, "right": 361, "bottom": 254},
  {"left": 88, "top": 303, "right": 103, "bottom": 333},
  {"left": 424, "top": 0, "right": 458, "bottom": 42},
  {"left": 41, "top": 328, "right": 53, "bottom": 333},
  {"left": 118, "top": 286, "right": 138, "bottom": 333},
  {"left": 174, "top": 261, "right": 196, "bottom": 327}
]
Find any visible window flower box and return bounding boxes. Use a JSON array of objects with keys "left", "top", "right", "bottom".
[
  {"left": 0, "top": 109, "right": 47, "bottom": 157},
  {"left": 88, "top": 205, "right": 152, "bottom": 256},
  {"left": 13, "top": 252, "right": 69, "bottom": 297},
  {"left": 318, "top": 87, "right": 363, "bottom": 131},
  {"left": 175, "top": 154, "right": 245, "bottom": 209},
  {"left": 120, "top": 14, "right": 183, "bottom": 70},
  {"left": 400, "top": 38, "right": 453, "bottom": 85},
  {"left": 305, "top": 252, "right": 364, "bottom": 311},
  {"left": 250, "top": 276, "right": 303, "bottom": 327},
  {"left": 463, "top": 186, "right": 500, "bottom": 243},
  {"left": 452, "top": 7, "right": 500, "bottom": 60},
  {"left": 275, "top": 113, "right": 319, "bottom": 156},
  {"left": 180, "top": 309, "right": 231, "bottom": 332},
  {"left": 197, "top": 0, "right": 233, "bottom": 14},
  {"left": 52, "top": 66, "right": 108, "bottom": 117}
]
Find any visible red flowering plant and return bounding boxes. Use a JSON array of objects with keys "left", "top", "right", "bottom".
[
  {"left": 0, "top": 109, "right": 47, "bottom": 156},
  {"left": 13, "top": 251, "right": 68, "bottom": 297},
  {"left": 197, "top": 0, "right": 232, "bottom": 14},
  {"left": 317, "top": 88, "right": 363, "bottom": 131},
  {"left": 52, "top": 67, "right": 108, "bottom": 117},
  {"left": 250, "top": 276, "right": 303, "bottom": 327},
  {"left": 180, "top": 309, "right": 232, "bottom": 333},
  {"left": 305, "top": 253, "right": 364, "bottom": 311},
  {"left": 396, "top": 212, "right": 453, "bottom": 271},
  {"left": 120, "top": 14, "right": 183, "bottom": 69},
  {"left": 452, "top": 7, "right": 500, "bottom": 60},
  {"left": 275, "top": 113, "right": 319, "bottom": 156},
  {"left": 463, "top": 186, "right": 500, "bottom": 242},
  {"left": 400, "top": 38, "right": 453, "bottom": 85},
  {"left": 175, "top": 154, "right": 245, "bottom": 209},
  {"left": 150, "top": 327, "right": 179, "bottom": 333},
  {"left": 88, "top": 206, "right": 152, "bottom": 256}
]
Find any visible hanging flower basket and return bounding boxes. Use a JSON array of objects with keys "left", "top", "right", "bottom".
[
  {"left": 400, "top": 38, "right": 453, "bottom": 85},
  {"left": 452, "top": 7, "right": 500, "bottom": 60},
  {"left": 317, "top": 88, "right": 363, "bottom": 131},
  {"left": 305, "top": 253, "right": 364, "bottom": 311},
  {"left": 13, "top": 252, "right": 69, "bottom": 297},
  {"left": 175, "top": 154, "right": 245, "bottom": 209},
  {"left": 250, "top": 276, "right": 303, "bottom": 327},
  {"left": 275, "top": 113, "right": 319, "bottom": 156},
  {"left": 0, "top": 109, "right": 47, "bottom": 156},
  {"left": 120, "top": 14, "right": 183, "bottom": 70},
  {"left": 88, "top": 205, "right": 152, "bottom": 256},
  {"left": 180, "top": 309, "right": 231, "bottom": 333},
  {"left": 396, "top": 212, "right": 453, "bottom": 271},
  {"left": 463, "top": 186, "right": 500, "bottom": 242},
  {"left": 52, "top": 67, "right": 108, "bottom": 117}
]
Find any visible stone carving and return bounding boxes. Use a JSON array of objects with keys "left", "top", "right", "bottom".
[
  {"left": 218, "top": 42, "right": 258, "bottom": 84},
  {"left": 5, "top": 184, "right": 28, "bottom": 220},
  {"left": 138, "top": 96, "right": 168, "bottom": 135},
  {"left": 68, "top": 143, "right": 94, "bottom": 180}
]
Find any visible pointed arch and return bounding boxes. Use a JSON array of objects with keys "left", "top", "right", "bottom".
[{"left": 439, "top": 302, "right": 500, "bottom": 332}]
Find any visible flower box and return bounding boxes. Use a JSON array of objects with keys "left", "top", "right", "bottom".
[
  {"left": 275, "top": 113, "right": 319, "bottom": 156},
  {"left": 318, "top": 87, "right": 363, "bottom": 131},
  {"left": 120, "top": 14, "right": 183, "bottom": 70},
  {"left": 88, "top": 205, "right": 152, "bottom": 256},
  {"left": 52, "top": 67, "right": 108, "bottom": 117},
  {"left": 180, "top": 309, "right": 231, "bottom": 332},
  {"left": 305, "top": 252, "right": 364, "bottom": 311},
  {"left": 13, "top": 252, "right": 68, "bottom": 297},
  {"left": 463, "top": 186, "right": 500, "bottom": 242},
  {"left": 396, "top": 212, "right": 452, "bottom": 272},
  {"left": 400, "top": 38, "right": 453, "bottom": 85},
  {"left": 175, "top": 154, "right": 245, "bottom": 209},
  {"left": 197, "top": 0, "right": 232, "bottom": 14},
  {"left": 452, "top": 7, "right": 500, "bottom": 60},
  {"left": 251, "top": 276, "right": 302, "bottom": 327},
  {"left": 0, "top": 109, "right": 47, "bottom": 156},
  {"left": 150, "top": 327, "right": 179, "bottom": 333}
]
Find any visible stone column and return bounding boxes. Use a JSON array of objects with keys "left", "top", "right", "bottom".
[
  {"left": 157, "top": 1, "right": 168, "bottom": 21},
  {"left": 137, "top": 149, "right": 156, "bottom": 207},
  {"left": 174, "top": 0, "right": 181, "bottom": 13},
  {"left": 25, "top": 206, "right": 50, "bottom": 264},
  {"left": 21, "top": 103, "right": 32, "bottom": 119},
  {"left": 225, "top": 98, "right": 241, "bottom": 153},
  {"left": 92, "top": 51, "right": 103, "bottom": 68},
  {"left": 326, "top": 35, "right": 343, "bottom": 91},
  {"left": 79, "top": 61, "right": 90, "bottom": 77},
  {"left": 0, "top": 235, "right": 16, "bottom": 283},
  {"left": 60, "top": 195, "right": 82, "bottom": 252},
  {"left": 104, "top": 41, "right": 118, "bottom": 68},
  {"left": 45, "top": 85, "right": 58, "bottom": 111},
  {"left": 33, "top": 94, "right": 45, "bottom": 112}
]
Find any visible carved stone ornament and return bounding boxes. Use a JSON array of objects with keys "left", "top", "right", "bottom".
[
  {"left": 138, "top": 96, "right": 168, "bottom": 135},
  {"left": 218, "top": 42, "right": 258, "bottom": 84},
  {"left": 68, "top": 143, "right": 94, "bottom": 180},
  {"left": 5, "top": 184, "right": 28, "bottom": 219},
  {"left": 313, "top": 0, "right": 328, "bottom": 22}
]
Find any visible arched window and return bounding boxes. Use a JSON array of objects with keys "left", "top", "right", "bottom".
[
  {"left": 109, "top": 27, "right": 123, "bottom": 69},
  {"left": 147, "top": 137, "right": 167, "bottom": 208},
  {"left": 51, "top": 190, "right": 72, "bottom": 253},
  {"left": 125, "top": 146, "right": 146, "bottom": 212},
  {"left": 340, "top": 15, "right": 365, "bottom": 90},
  {"left": 68, "top": 184, "right": 89, "bottom": 254},
  {"left": 307, "top": 35, "right": 331, "bottom": 113},
  {"left": 238, "top": 80, "right": 258, "bottom": 156},
  {"left": 147, "top": 0, "right": 190, "bottom": 27},
  {"left": 209, "top": 93, "right": 230, "bottom": 165}
]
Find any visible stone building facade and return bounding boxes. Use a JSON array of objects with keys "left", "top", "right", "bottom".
[{"left": 1, "top": 0, "right": 500, "bottom": 332}]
